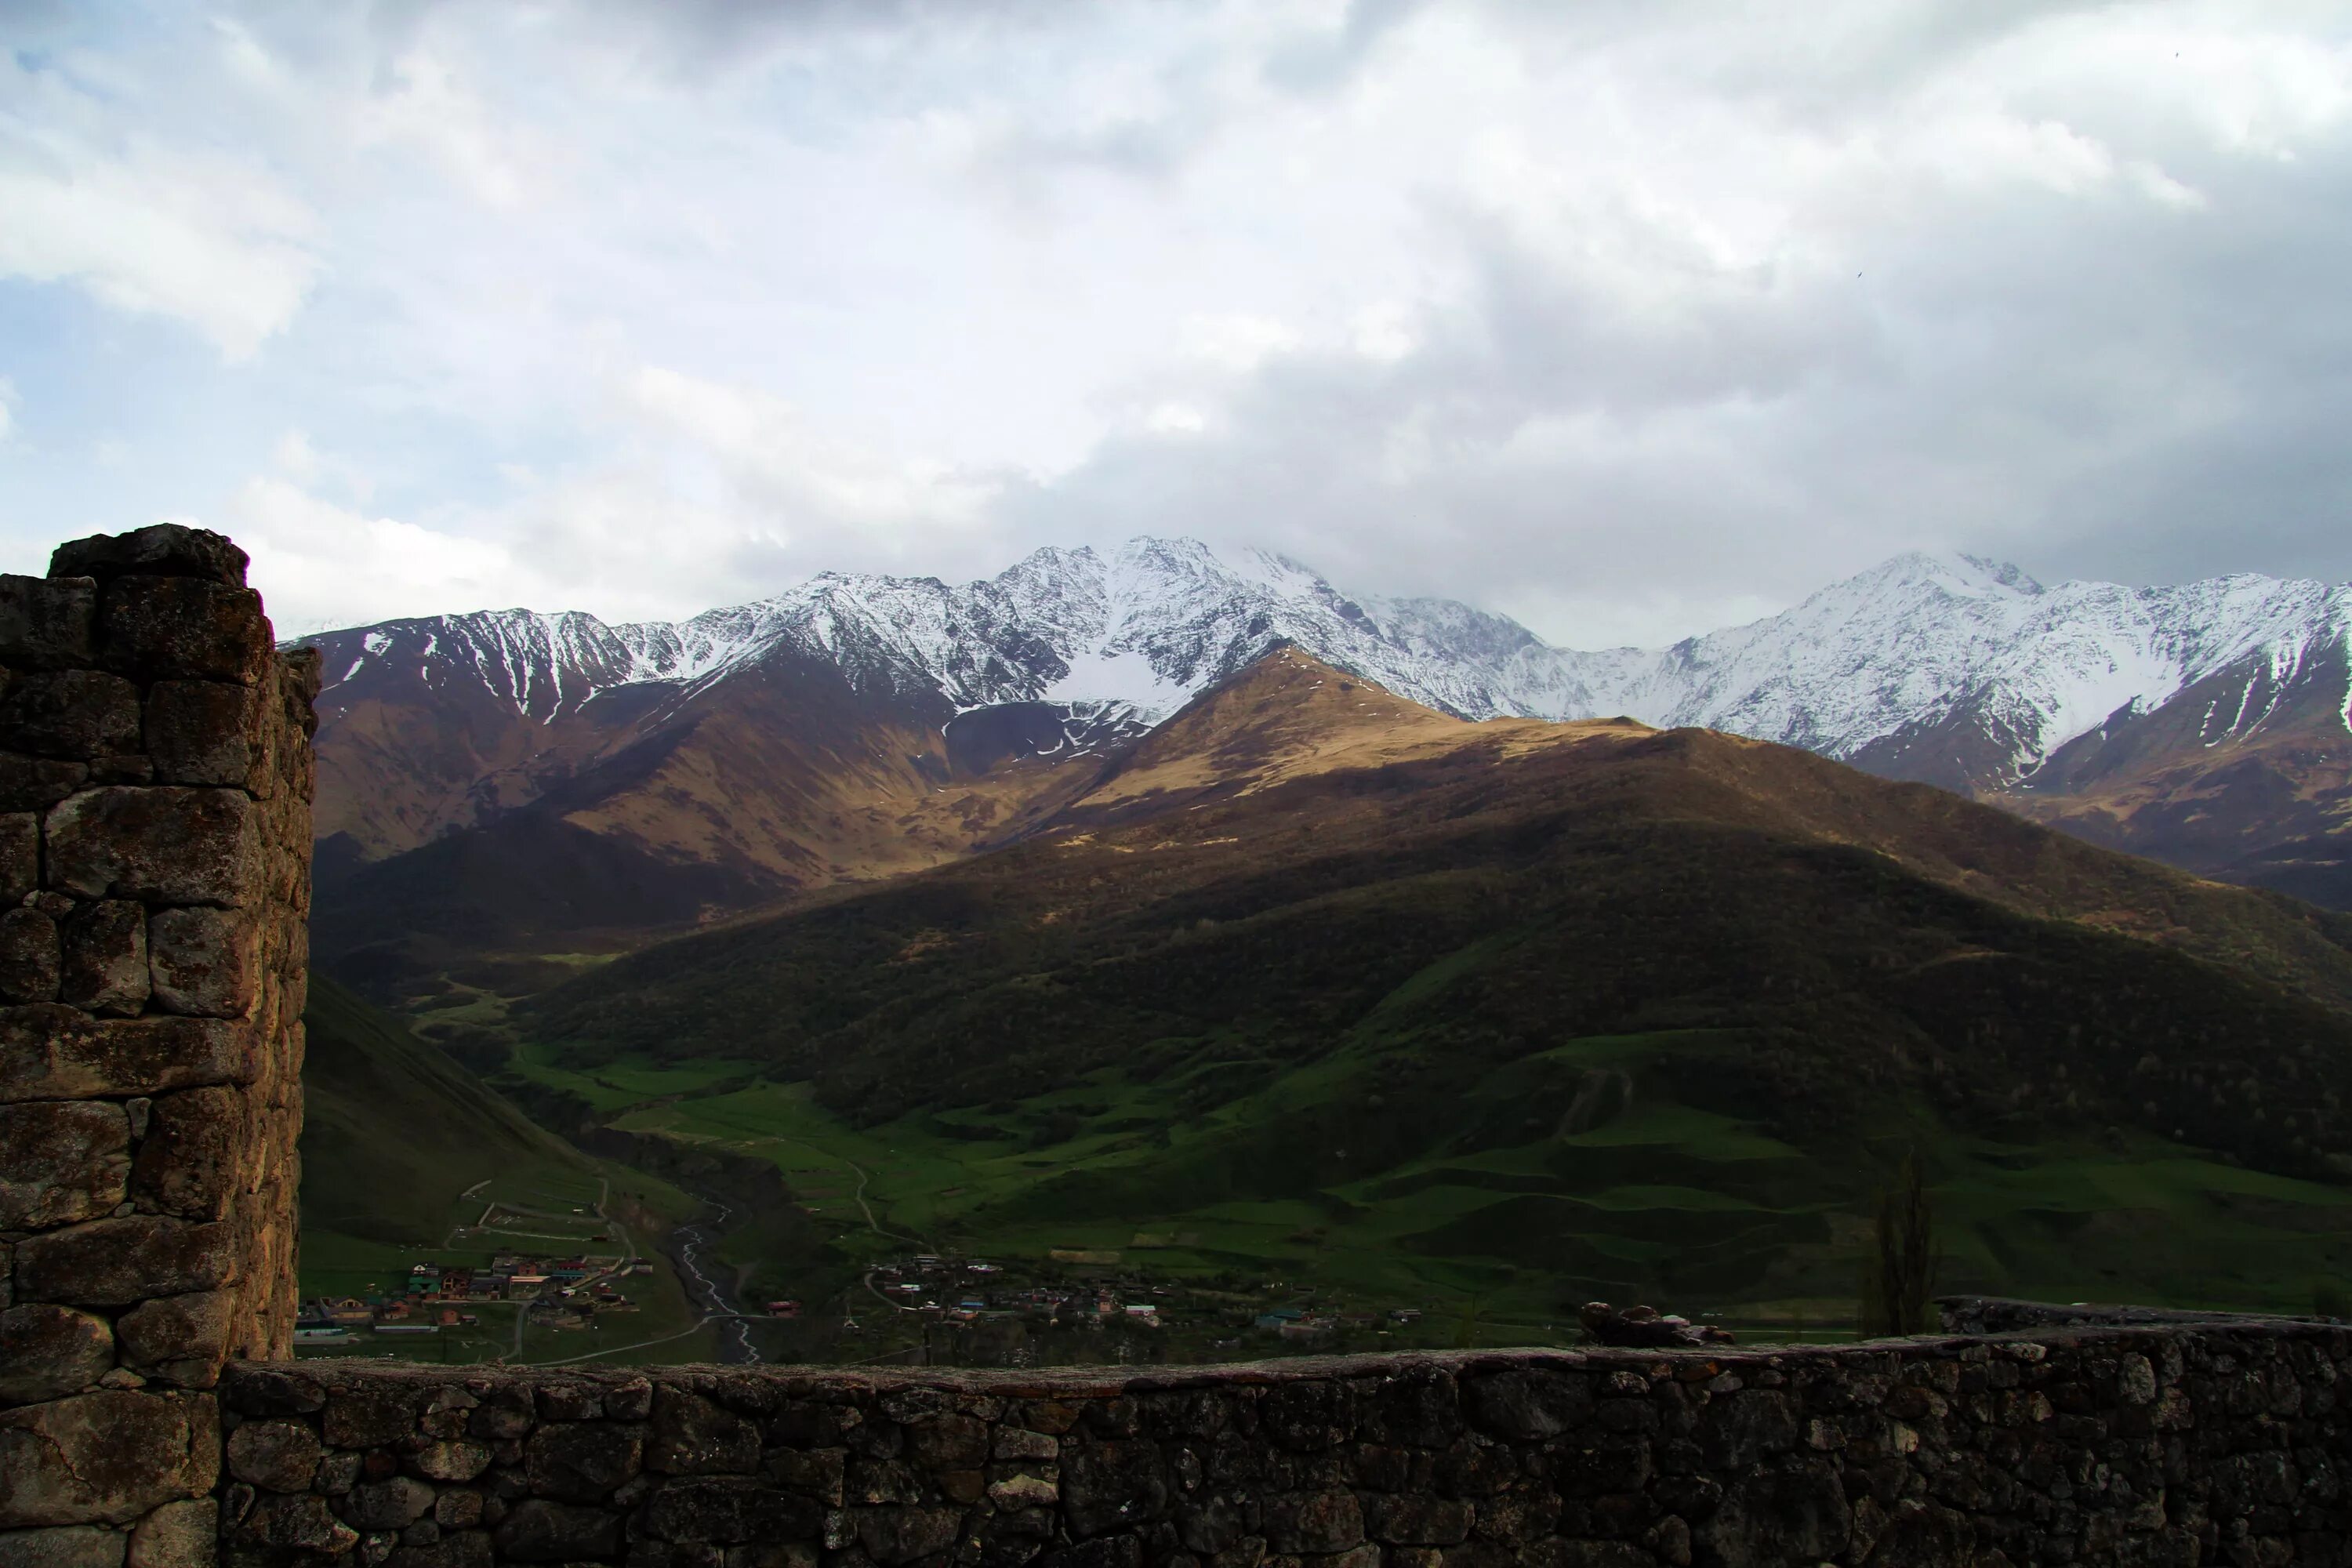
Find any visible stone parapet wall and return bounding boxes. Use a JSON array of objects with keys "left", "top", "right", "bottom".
[
  {"left": 0, "top": 528, "right": 318, "bottom": 1568},
  {"left": 212, "top": 1323, "right": 2350, "bottom": 1568}
]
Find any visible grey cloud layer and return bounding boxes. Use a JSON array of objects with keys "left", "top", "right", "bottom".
[{"left": 0, "top": 0, "right": 2345, "bottom": 644}]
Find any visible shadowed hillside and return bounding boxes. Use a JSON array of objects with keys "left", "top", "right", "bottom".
[
  {"left": 485, "top": 652, "right": 2352, "bottom": 1316},
  {"left": 300, "top": 972, "right": 591, "bottom": 1244}
]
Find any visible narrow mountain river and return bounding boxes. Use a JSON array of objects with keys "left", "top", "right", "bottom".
[{"left": 669, "top": 1201, "right": 758, "bottom": 1364}]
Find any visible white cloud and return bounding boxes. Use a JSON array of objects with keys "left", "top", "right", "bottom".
[
  {"left": 7, "top": 0, "right": 2352, "bottom": 642},
  {"left": 1184, "top": 313, "right": 1303, "bottom": 372},
  {"left": 0, "top": 378, "right": 16, "bottom": 443},
  {"left": 0, "top": 57, "right": 320, "bottom": 358},
  {"left": 232, "top": 478, "right": 524, "bottom": 634},
  {"left": 1146, "top": 401, "right": 1207, "bottom": 434},
  {"left": 1350, "top": 303, "right": 1418, "bottom": 363},
  {"left": 625, "top": 365, "right": 1002, "bottom": 533}
]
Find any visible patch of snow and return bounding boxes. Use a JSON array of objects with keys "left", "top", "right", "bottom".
[{"left": 1042, "top": 649, "right": 1198, "bottom": 719}]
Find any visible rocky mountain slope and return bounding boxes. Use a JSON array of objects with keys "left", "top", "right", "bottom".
[
  {"left": 301, "top": 539, "right": 2352, "bottom": 990},
  {"left": 503, "top": 648, "right": 2352, "bottom": 1312}
]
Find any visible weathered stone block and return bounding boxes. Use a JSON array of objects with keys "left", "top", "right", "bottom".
[
  {"left": 649, "top": 1388, "right": 760, "bottom": 1475},
  {"left": 44, "top": 789, "right": 258, "bottom": 907},
  {"left": 0, "top": 909, "right": 60, "bottom": 1005},
  {"left": 1693, "top": 1460, "right": 1852, "bottom": 1566},
  {"left": 604, "top": 1377, "right": 654, "bottom": 1421},
  {"left": 408, "top": 1443, "right": 492, "bottom": 1484},
  {"left": 535, "top": 1383, "right": 601, "bottom": 1421},
  {"left": 852, "top": 1507, "right": 960, "bottom": 1566},
  {"left": 385, "top": 1530, "right": 492, "bottom": 1568},
  {"left": 1464, "top": 1368, "right": 1592, "bottom": 1441},
  {"left": 987, "top": 1473, "right": 1057, "bottom": 1511},
  {"left": 124, "top": 1497, "right": 213, "bottom": 1568},
  {"left": 0, "top": 1305, "right": 115, "bottom": 1406},
  {"left": 223, "top": 1419, "right": 320, "bottom": 1494},
  {"left": 235, "top": 1493, "right": 358, "bottom": 1555},
  {"left": 58, "top": 903, "right": 147, "bottom": 1018},
  {"left": 128, "top": 1087, "right": 238, "bottom": 1222},
  {"left": 314, "top": 1454, "right": 361, "bottom": 1497},
  {"left": 96, "top": 579, "right": 269, "bottom": 687},
  {"left": 12, "top": 1215, "right": 237, "bottom": 1307},
  {"left": 0, "top": 757, "right": 86, "bottom": 815},
  {"left": 1062, "top": 1441, "right": 1171, "bottom": 1539},
  {"left": 524, "top": 1423, "right": 641, "bottom": 1503},
  {"left": 339, "top": 1479, "right": 437, "bottom": 1534},
  {"left": 216, "top": 1366, "right": 323, "bottom": 1418},
  {"left": 766, "top": 1449, "right": 844, "bottom": 1507},
  {"left": 1261, "top": 1491, "right": 1363, "bottom": 1555},
  {"left": 1363, "top": 1495, "right": 1471, "bottom": 1548},
  {"left": 624, "top": 1544, "right": 717, "bottom": 1568},
  {"left": 52, "top": 529, "right": 247, "bottom": 588},
  {"left": 492, "top": 1500, "right": 622, "bottom": 1563},
  {"left": 1699, "top": 1389, "right": 1797, "bottom": 1470},
  {"left": 843, "top": 1455, "right": 920, "bottom": 1506},
  {"left": 115, "top": 1292, "right": 235, "bottom": 1388},
  {"left": 905, "top": 1414, "right": 988, "bottom": 1470},
  {"left": 643, "top": 1479, "right": 822, "bottom": 1544},
  {"left": 0, "top": 1525, "right": 128, "bottom": 1568},
  {"left": 0, "top": 1009, "right": 248, "bottom": 1103},
  {"left": 0, "top": 672, "right": 143, "bottom": 762},
  {"left": 141, "top": 684, "right": 255, "bottom": 790},
  {"left": 0, "top": 1390, "right": 210, "bottom": 1527},
  {"left": 992, "top": 1427, "right": 1058, "bottom": 1461},
  {"left": 432, "top": 1494, "right": 482, "bottom": 1532},
  {"left": 0, "top": 1099, "right": 129, "bottom": 1227},
  {"left": 0, "top": 575, "right": 96, "bottom": 670},
  {"left": 144, "top": 910, "right": 254, "bottom": 1020},
  {"left": 0, "top": 816, "right": 36, "bottom": 906},
  {"left": 323, "top": 1387, "right": 424, "bottom": 1450},
  {"left": 719, "top": 1545, "right": 815, "bottom": 1568}
]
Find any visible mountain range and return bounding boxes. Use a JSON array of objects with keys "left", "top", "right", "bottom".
[{"left": 300, "top": 537, "right": 2352, "bottom": 991}]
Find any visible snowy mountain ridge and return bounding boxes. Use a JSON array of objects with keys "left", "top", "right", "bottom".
[{"left": 306, "top": 537, "right": 2352, "bottom": 791}]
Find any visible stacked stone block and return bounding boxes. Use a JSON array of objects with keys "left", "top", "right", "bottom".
[
  {"left": 0, "top": 527, "right": 318, "bottom": 1568},
  {"left": 210, "top": 1323, "right": 2351, "bottom": 1568}
]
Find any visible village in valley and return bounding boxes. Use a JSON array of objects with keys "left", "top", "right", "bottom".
[
  {"left": 294, "top": 1248, "right": 659, "bottom": 1344},
  {"left": 296, "top": 1212, "right": 1450, "bottom": 1368},
  {"left": 836, "top": 1250, "right": 1437, "bottom": 1367}
]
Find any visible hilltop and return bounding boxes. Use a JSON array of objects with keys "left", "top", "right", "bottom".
[
  {"left": 482, "top": 650, "right": 2352, "bottom": 1319},
  {"left": 303, "top": 543, "right": 2352, "bottom": 1008}
]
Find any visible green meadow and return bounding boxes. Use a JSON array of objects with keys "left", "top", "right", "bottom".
[{"left": 504, "top": 1022, "right": 2352, "bottom": 1338}]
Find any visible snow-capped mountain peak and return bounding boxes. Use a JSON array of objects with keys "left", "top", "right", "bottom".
[{"left": 302, "top": 537, "right": 2352, "bottom": 795}]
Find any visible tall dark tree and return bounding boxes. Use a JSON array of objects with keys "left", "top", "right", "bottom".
[{"left": 1860, "top": 1149, "right": 1938, "bottom": 1337}]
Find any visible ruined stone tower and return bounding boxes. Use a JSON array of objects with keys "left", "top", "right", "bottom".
[{"left": 0, "top": 525, "right": 318, "bottom": 1566}]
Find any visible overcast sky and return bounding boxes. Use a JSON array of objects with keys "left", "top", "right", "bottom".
[{"left": 2, "top": 1, "right": 2347, "bottom": 645}]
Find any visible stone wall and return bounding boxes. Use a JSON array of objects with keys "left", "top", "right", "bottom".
[
  {"left": 0, "top": 527, "right": 318, "bottom": 1568},
  {"left": 210, "top": 1322, "right": 2350, "bottom": 1568}
]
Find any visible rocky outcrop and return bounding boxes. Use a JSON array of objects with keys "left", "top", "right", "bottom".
[
  {"left": 0, "top": 527, "right": 315, "bottom": 1563},
  {"left": 1578, "top": 1303, "right": 1736, "bottom": 1350}
]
